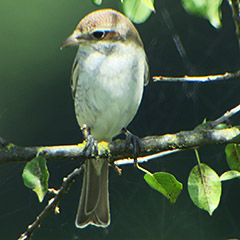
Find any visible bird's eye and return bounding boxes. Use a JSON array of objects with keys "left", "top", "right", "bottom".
[{"left": 92, "top": 31, "right": 106, "bottom": 40}]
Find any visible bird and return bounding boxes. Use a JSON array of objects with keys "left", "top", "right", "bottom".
[{"left": 61, "top": 8, "right": 149, "bottom": 228}]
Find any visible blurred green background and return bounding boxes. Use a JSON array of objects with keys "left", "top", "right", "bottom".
[{"left": 1, "top": 0, "right": 240, "bottom": 239}]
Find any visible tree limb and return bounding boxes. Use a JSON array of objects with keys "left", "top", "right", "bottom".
[
  {"left": 1, "top": 105, "right": 240, "bottom": 165},
  {"left": 4, "top": 104, "right": 238, "bottom": 240},
  {"left": 0, "top": 126, "right": 240, "bottom": 165}
]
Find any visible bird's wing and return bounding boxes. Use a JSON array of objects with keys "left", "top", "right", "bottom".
[
  {"left": 144, "top": 56, "right": 150, "bottom": 86},
  {"left": 70, "top": 55, "right": 80, "bottom": 99}
]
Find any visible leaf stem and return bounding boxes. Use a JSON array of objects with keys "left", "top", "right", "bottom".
[
  {"left": 136, "top": 161, "right": 152, "bottom": 175},
  {"left": 194, "top": 149, "right": 201, "bottom": 166}
]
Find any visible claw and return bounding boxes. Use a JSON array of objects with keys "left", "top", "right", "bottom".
[
  {"left": 0, "top": 136, "right": 9, "bottom": 147},
  {"left": 122, "top": 128, "right": 143, "bottom": 166},
  {"left": 81, "top": 124, "right": 98, "bottom": 157}
]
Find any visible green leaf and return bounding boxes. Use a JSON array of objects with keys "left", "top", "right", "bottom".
[
  {"left": 214, "top": 123, "right": 228, "bottom": 130},
  {"left": 194, "top": 120, "right": 227, "bottom": 130},
  {"left": 144, "top": 172, "right": 183, "bottom": 204},
  {"left": 182, "top": 0, "right": 223, "bottom": 28},
  {"left": 140, "top": 0, "right": 155, "bottom": 11},
  {"left": 220, "top": 170, "right": 240, "bottom": 181},
  {"left": 93, "top": 0, "right": 102, "bottom": 5},
  {"left": 225, "top": 144, "right": 240, "bottom": 171},
  {"left": 122, "top": 0, "right": 155, "bottom": 24},
  {"left": 188, "top": 163, "right": 221, "bottom": 215},
  {"left": 22, "top": 156, "right": 49, "bottom": 202}
]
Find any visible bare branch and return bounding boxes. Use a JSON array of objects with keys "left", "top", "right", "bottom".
[
  {"left": 153, "top": 71, "right": 240, "bottom": 83},
  {"left": 0, "top": 126, "right": 239, "bottom": 165},
  {"left": 210, "top": 104, "right": 240, "bottom": 128},
  {"left": 6, "top": 103, "right": 239, "bottom": 239},
  {"left": 18, "top": 166, "right": 84, "bottom": 240},
  {"left": 1, "top": 102, "right": 240, "bottom": 165},
  {"left": 115, "top": 149, "right": 182, "bottom": 166}
]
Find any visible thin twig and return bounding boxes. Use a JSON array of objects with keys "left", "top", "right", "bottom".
[
  {"left": 18, "top": 166, "right": 84, "bottom": 240},
  {"left": 229, "top": 0, "right": 240, "bottom": 48},
  {"left": 115, "top": 149, "right": 182, "bottom": 165},
  {"left": 210, "top": 104, "right": 240, "bottom": 127},
  {"left": 153, "top": 71, "right": 240, "bottom": 82}
]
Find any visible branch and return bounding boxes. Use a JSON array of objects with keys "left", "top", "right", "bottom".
[
  {"left": 153, "top": 70, "right": 240, "bottom": 83},
  {"left": 8, "top": 104, "right": 240, "bottom": 239},
  {"left": 1, "top": 104, "right": 240, "bottom": 165},
  {"left": 18, "top": 166, "right": 84, "bottom": 240},
  {"left": 229, "top": 0, "right": 240, "bottom": 48},
  {"left": 209, "top": 104, "right": 240, "bottom": 128},
  {"left": 0, "top": 127, "right": 240, "bottom": 164},
  {"left": 114, "top": 104, "right": 240, "bottom": 164},
  {"left": 115, "top": 149, "right": 182, "bottom": 166}
]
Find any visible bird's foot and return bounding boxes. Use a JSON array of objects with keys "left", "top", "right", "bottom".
[
  {"left": 81, "top": 124, "right": 98, "bottom": 158},
  {"left": 122, "top": 128, "right": 142, "bottom": 166}
]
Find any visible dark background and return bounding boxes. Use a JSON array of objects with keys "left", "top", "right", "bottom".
[{"left": 0, "top": 0, "right": 240, "bottom": 239}]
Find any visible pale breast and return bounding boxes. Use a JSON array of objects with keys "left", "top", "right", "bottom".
[{"left": 73, "top": 42, "right": 146, "bottom": 141}]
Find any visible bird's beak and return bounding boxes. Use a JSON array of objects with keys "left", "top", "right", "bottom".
[{"left": 60, "top": 31, "right": 82, "bottom": 49}]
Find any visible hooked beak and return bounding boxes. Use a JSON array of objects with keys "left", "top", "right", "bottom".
[{"left": 60, "top": 31, "right": 83, "bottom": 49}]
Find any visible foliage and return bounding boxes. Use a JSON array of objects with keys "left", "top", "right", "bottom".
[
  {"left": 122, "top": 0, "right": 155, "bottom": 24},
  {"left": 225, "top": 143, "right": 240, "bottom": 171},
  {"left": 141, "top": 167, "right": 182, "bottom": 204},
  {"left": 93, "top": 0, "right": 223, "bottom": 27},
  {"left": 22, "top": 155, "right": 49, "bottom": 202},
  {"left": 188, "top": 163, "right": 221, "bottom": 215},
  {"left": 182, "top": 0, "right": 223, "bottom": 28}
]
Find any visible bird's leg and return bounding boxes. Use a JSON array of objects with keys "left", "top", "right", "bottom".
[
  {"left": 122, "top": 128, "right": 143, "bottom": 166},
  {"left": 81, "top": 124, "right": 98, "bottom": 157}
]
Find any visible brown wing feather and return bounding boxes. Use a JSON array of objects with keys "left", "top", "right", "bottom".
[
  {"left": 144, "top": 57, "right": 149, "bottom": 86},
  {"left": 70, "top": 55, "right": 79, "bottom": 99}
]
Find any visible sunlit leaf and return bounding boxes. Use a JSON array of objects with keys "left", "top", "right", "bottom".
[
  {"left": 188, "top": 163, "right": 221, "bottom": 215},
  {"left": 140, "top": 0, "right": 155, "bottom": 12},
  {"left": 93, "top": 0, "right": 102, "bottom": 5},
  {"left": 122, "top": 0, "right": 155, "bottom": 24},
  {"left": 182, "top": 0, "right": 223, "bottom": 28},
  {"left": 22, "top": 156, "right": 49, "bottom": 202},
  {"left": 144, "top": 172, "right": 183, "bottom": 204},
  {"left": 225, "top": 144, "right": 240, "bottom": 171},
  {"left": 194, "top": 121, "right": 227, "bottom": 130},
  {"left": 220, "top": 170, "right": 240, "bottom": 181},
  {"left": 214, "top": 123, "right": 228, "bottom": 130}
]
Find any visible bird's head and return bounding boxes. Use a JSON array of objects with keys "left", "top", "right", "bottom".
[{"left": 61, "top": 9, "right": 143, "bottom": 50}]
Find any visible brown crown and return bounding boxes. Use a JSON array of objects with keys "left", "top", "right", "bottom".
[{"left": 76, "top": 9, "right": 143, "bottom": 46}]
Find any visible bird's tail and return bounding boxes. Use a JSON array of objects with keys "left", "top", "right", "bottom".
[{"left": 75, "top": 158, "right": 110, "bottom": 228}]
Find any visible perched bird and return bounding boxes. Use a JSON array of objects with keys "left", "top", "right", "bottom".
[{"left": 61, "top": 8, "right": 149, "bottom": 228}]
